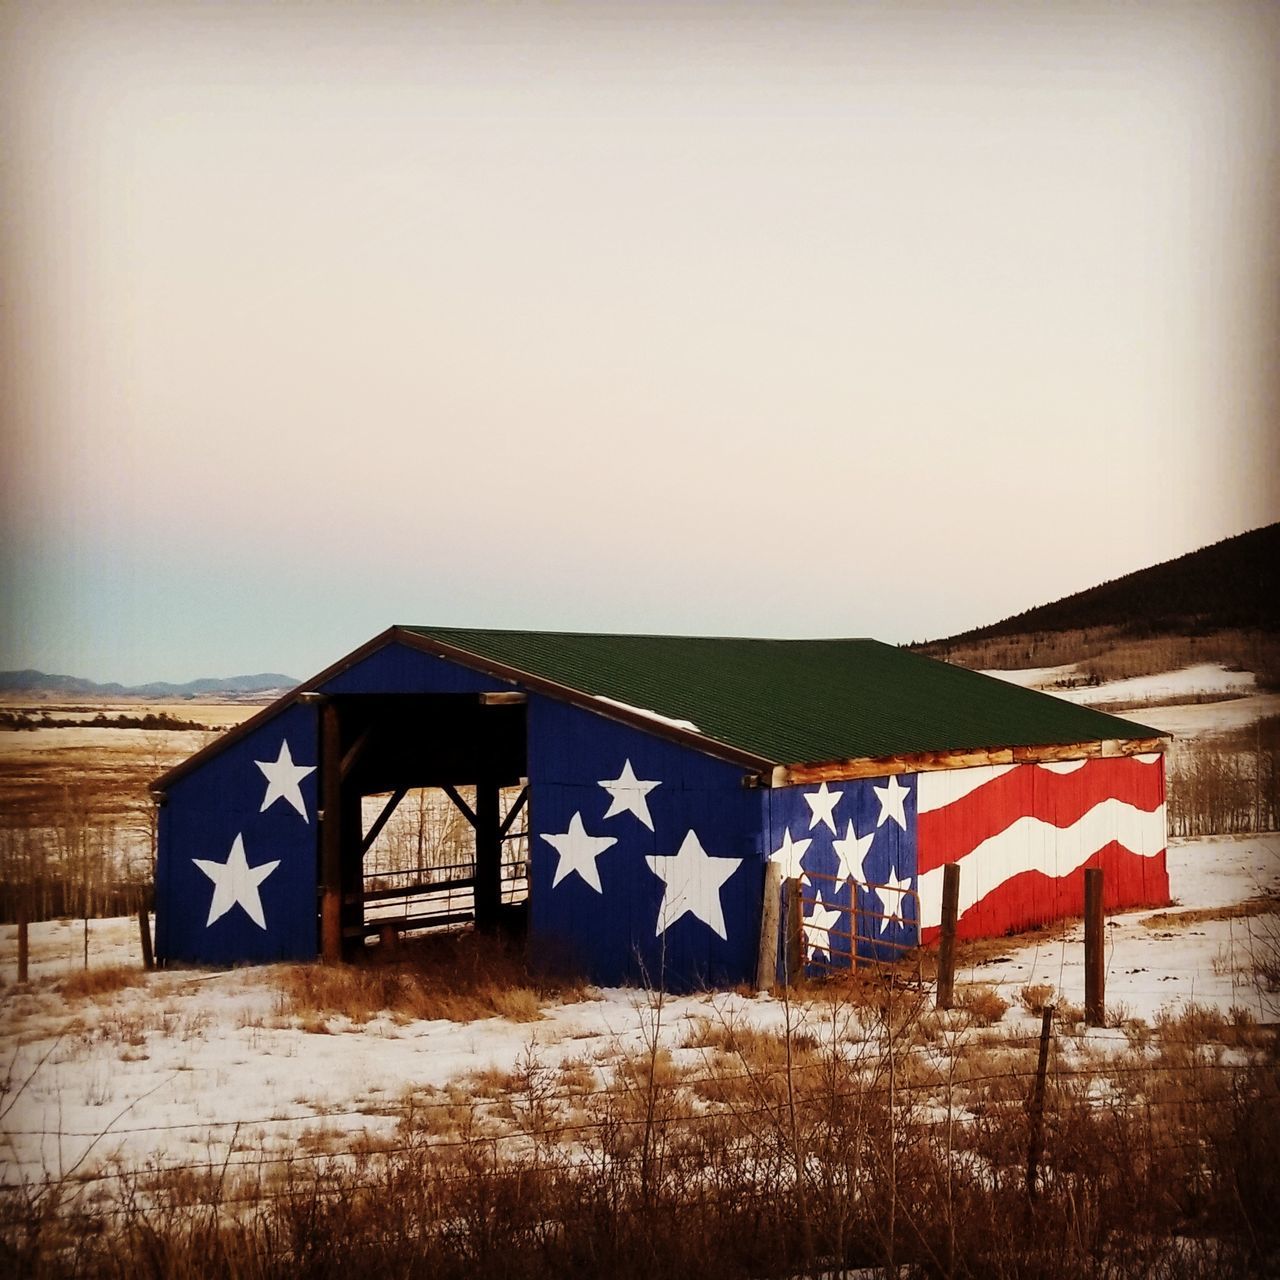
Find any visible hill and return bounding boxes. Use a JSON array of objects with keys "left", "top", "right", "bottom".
[
  {"left": 0, "top": 670, "right": 299, "bottom": 699},
  {"left": 916, "top": 523, "right": 1280, "bottom": 683},
  {"left": 930, "top": 524, "right": 1278, "bottom": 645}
]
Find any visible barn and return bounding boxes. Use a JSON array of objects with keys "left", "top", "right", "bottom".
[{"left": 151, "top": 627, "right": 1170, "bottom": 989}]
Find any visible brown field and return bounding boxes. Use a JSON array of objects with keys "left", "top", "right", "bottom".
[
  {"left": 0, "top": 701, "right": 259, "bottom": 827},
  {"left": 0, "top": 701, "right": 263, "bottom": 920},
  {"left": 0, "top": 696, "right": 265, "bottom": 729}
]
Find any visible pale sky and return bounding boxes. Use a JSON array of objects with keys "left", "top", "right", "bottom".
[{"left": 2, "top": 1, "right": 1277, "bottom": 684}]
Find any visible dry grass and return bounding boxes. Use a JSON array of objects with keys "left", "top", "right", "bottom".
[
  {"left": 556, "top": 1053, "right": 598, "bottom": 1093},
  {"left": 952, "top": 983, "right": 1010, "bottom": 1026},
  {"left": 7, "top": 986, "right": 1280, "bottom": 1280},
  {"left": 1054, "top": 1000, "right": 1086, "bottom": 1027},
  {"left": 1018, "top": 982, "right": 1055, "bottom": 1015},
  {"left": 57, "top": 964, "right": 148, "bottom": 1000},
  {"left": 1153, "top": 1001, "right": 1229, "bottom": 1045},
  {"left": 1140, "top": 897, "right": 1279, "bottom": 930},
  {"left": 681, "top": 1014, "right": 818, "bottom": 1064},
  {"left": 273, "top": 930, "right": 583, "bottom": 1027}
]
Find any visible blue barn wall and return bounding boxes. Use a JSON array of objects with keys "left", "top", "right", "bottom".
[
  {"left": 156, "top": 702, "right": 320, "bottom": 965},
  {"left": 765, "top": 776, "right": 920, "bottom": 972},
  {"left": 527, "top": 696, "right": 766, "bottom": 990}
]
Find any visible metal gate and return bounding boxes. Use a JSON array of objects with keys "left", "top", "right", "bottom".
[{"left": 797, "top": 867, "right": 921, "bottom": 975}]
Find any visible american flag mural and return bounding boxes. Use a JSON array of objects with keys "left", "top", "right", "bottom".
[
  {"left": 765, "top": 752, "right": 1169, "bottom": 972},
  {"left": 915, "top": 753, "right": 1169, "bottom": 940}
]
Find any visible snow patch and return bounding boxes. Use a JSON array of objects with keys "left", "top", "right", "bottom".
[{"left": 592, "top": 695, "right": 701, "bottom": 734}]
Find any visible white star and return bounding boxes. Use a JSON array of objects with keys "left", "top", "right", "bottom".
[
  {"left": 831, "top": 819, "right": 876, "bottom": 883},
  {"left": 877, "top": 867, "right": 916, "bottom": 935},
  {"left": 646, "top": 829, "right": 742, "bottom": 940},
  {"left": 192, "top": 834, "right": 280, "bottom": 930},
  {"left": 802, "top": 781, "right": 842, "bottom": 833},
  {"left": 861, "top": 842, "right": 879, "bottom": 884},
  {"left": 873, "top": 774, "right": 909, "bottom": 830},
  {"left": 598, "top": 758, "right": 661, "bottom": 831},
  {"left": 256, "top": 739, "right": 316, "bottom": 822},
  {"left": 540, "top": 812, "right": 618, "bottom": 893},
  {"left": 769, "top": 829, "right": 813, "bottom": 880},
  {"left": 803, "top": 899, "right": 844, "bottom": 959}
]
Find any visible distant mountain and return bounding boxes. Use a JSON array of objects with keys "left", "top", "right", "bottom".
[
  {"left": 920, "top": 523, "right": 1279, "bottom": 650},
  {"left": 0, "top": 670, "right": 299, "bottom": 698}
]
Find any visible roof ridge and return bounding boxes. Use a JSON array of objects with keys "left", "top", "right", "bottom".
[{"left": 401, "top": 626, "right": 882, "bottom": 643}]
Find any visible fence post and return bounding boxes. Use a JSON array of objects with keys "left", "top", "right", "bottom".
[
  {"left": 936, "top": 862, "right": 960, "bottom": 1010},
  {"left": 1084, "top": 867, "right": 1105, "bottom": 1027},
  {"left": 137, "top": 907, "right": 154, "bottom": 971},
  {"left": 783, "top": 877, "right": 804, "bottom": 985},
  {"left": 17, "top": 904, "right": 29, "bottom": 984},
  {"left": 756, "top": 860, "right": 782, "bottom": 992},
  {"left": 1025, "top": 1003, "right": 1054, "bottom": 1197}
]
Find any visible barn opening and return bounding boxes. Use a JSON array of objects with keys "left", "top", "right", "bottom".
[{"left": 312, "top": 692, "right": 528, "bottom": 956}]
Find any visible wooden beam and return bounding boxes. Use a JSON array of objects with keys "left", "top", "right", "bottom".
[
  {"left": 756, "top": 860, "right": 782, "bottom": 992},
  {"left": 319, "top": 700, "right": 343, "bottom": 963},
  {"left": 783, "top": 878, "right": 804, "bottom": 985},
  {"left": 360, "top": 787, "right": 408, "bottom": 857},
  {"left": 479, "top": 691, "right": 527, "bottom": 705},
  {"left": 474, "top": 780, "right": 501, "bottom": 932},
  {"left": 340, "top": 727, "right": 373, "bottom": 781},
  {"left": 441, "top": 783, "right": 477, "bottom": 828},
  {"left": 498, "top": 786, "right": 528, "bottom": 838},
  {"left": 771, "top": 737, "right": 1166, "bottom": 786}
]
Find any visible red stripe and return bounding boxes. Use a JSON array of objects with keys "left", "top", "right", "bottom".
[
  {"left": 917, "top": 756, "right": 1165, "bottom": 875},
  {"left": 920, "top": 843, "right": 1170, "bottom": 943}
]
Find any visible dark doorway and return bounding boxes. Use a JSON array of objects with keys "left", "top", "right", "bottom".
[{"left": 315, "top": 693, "right": 528, "bottom": 958}]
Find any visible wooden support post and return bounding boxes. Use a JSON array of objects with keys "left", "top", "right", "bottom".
[
  {"left": 936, "top": 862, "right": 960, "bottom": 1010},
  {"left": 17, "top": 905, "right": 28, "bottom": 984},
  {"left": 1025, "top": 1003, "right": 1054, "bottom": 1198},
  {"left": 378, "top": 922, "right": 400, "bottom": 953},
  {"left": 320, "top": 700, "right": 343, "bottom": 962},
  {"left": 783, "top": 877, "right": 804, "bottom": 985},
  {"left": 137, "top": 907, "right": 154, "bottom": 971},
  {"left": 474, "top": 780, "right": 501, "bottom": 932},
  {"left": 756, "top": 860, "right": 782, "bottom": 992},
  {"left": 1084, "top": 867, "right": 1105, "bottom": 1027}
]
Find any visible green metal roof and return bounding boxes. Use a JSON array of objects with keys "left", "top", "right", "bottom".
[{"left": 401, "top": 627, "right": 1162, "bottom": 767}]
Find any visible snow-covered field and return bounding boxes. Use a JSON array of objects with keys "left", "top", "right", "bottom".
[
  {"left": 982, "top": 662, "right": 1280, "bottom": 740},
  {"left": 981, "top": 661, "right": 1258, "bottom": 707},
  {"left": 1, "top": 831, "right": 1274, "bottom": 1192},
  {"left": 1, "top": 670, "right": 1276, "bottom": 1207}
]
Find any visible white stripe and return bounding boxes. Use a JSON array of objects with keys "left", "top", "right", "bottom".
[
  {"left": 919, "top": 753, "right": 1165, "bottom": 815},
  {"left": 917, "top": 798, "right": 1167, "bottom": 928},
  {"left": 916, "top": 764, "right": 1016, "bottom": 815}
]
